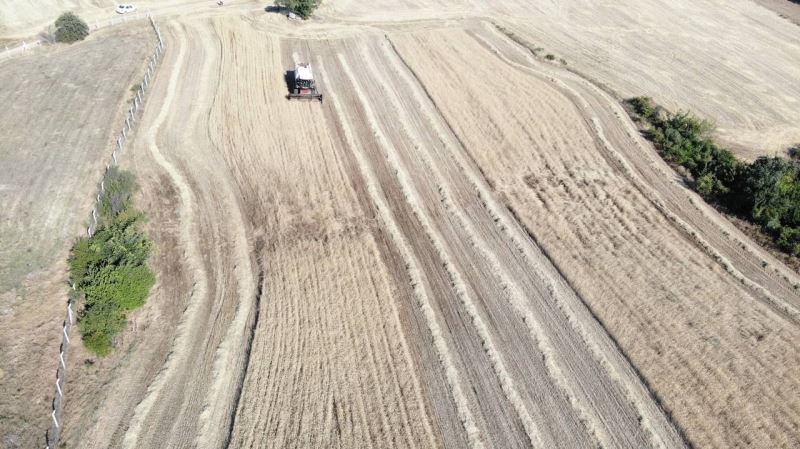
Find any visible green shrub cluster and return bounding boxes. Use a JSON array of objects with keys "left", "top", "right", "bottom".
[
  {"left": 55, "top": 12, "right": 89, "bottom": 43},
  {"left": 275, "top": 0, "right": 319, "bottom": 18},
  {"left": 69, "top": 168, "right": 154, "bottom": 356},
  {"left": 627, "top": 97, "right": 800, "bottom": 256}
]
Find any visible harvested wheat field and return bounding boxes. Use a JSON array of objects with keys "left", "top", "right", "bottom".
[
  {"left": 2, "top": 0, "right": 798, "bottom": 448},
  {"left": 0, "top": 24, "right": 152, "bottom": 447},
  {"left": 321, "top": 0, "right": 800, "bottom": 158},
  {"left": 51, "top": 3, "right": 800, "bottom": 448}
]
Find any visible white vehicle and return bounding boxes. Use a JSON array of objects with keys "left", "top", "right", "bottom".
[{"left": 115, "top": 4, "right": 137, "bottom": 14}]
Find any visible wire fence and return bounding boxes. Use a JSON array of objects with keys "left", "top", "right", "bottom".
[
  {"left": 44, "top": 14, "right": 165, "bottom": 449},
  {"left": 0, "top": 10, "right": 154, "bottom": 61}
]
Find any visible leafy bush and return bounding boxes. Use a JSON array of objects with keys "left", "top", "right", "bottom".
[
  {"left": 627, "top": 96, "right": 659, "bottom": 121},
  {"left": 275, "top": 0, "right": 319, "bottom": 18},
  {"left": 55, "top": 12, "right": 89, "bottom": 43},
  {"left": 84, "top": 265, "right": 154, "bottom": 311},
  {"left": 79, "top": 300, "right": 126, "bottom": 356},
  {"left": 626, "top": 96, "right": 800, "bottom": 258},
  {"left": 627, "top": 97, "right": 741, "bottom": 200},
  {"left": 70, "top": 169, "right": 154, "bottom": 356}
]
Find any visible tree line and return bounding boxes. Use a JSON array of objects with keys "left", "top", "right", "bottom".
[{"left": 627, "top": 97, "right": 800, "bottom": 256}]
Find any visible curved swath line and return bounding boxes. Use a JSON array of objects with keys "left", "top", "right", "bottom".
[
  {"left": 122, "top": 22, "right": 211, "bottom": 449},
  {"left": 196, "top": 21, "right": 257, "bottom": 449},
  {"left": 477, "top": 23, "right": 800, "bottom": 325},
  {"left": 317, "top": 59, "right": 486, "bottom": 449},
  {"left": 334, "top": 51, "right": 542, "bottom": 448},
  {"left": 383, "top": 31, "right": 688, "bottom": 449}
]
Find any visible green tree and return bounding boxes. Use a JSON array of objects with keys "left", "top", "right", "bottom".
[
  {"left": 275, "top": 0, "right": 319, "bottom": 18},
  {"left": 777, "top": 227, "right": 800, "bottom": 255},
  {"left": 55, "top": 12, "right": 89, "bottom": 43},
  {"left": 742, "top": 157, "right": 800, "bottom": 232}
]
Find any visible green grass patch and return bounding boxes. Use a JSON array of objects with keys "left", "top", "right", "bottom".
[
  {"left": 626, "top": 96, "right": 800, "bottom": 256},
  {"left": 69, "top": 168, "right": 154, "bottom": 356}
]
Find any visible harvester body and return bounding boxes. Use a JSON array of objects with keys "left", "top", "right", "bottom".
[{"left": 288, "top": 63, "right": 323, "bottom": 102}]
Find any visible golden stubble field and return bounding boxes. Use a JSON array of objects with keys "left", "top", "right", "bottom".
[
  {"left": 2, "top": 1, "right": 799, "bottom": 448},
  {"left": 60, "top": 8, "right": 800, "bottom": 449}
]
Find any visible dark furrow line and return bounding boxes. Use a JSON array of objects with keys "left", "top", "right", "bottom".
[
  {"left": 222, "top": 264, "right": 265, "bottom": 449},
  {"left": 383, "top": 32, "right": 696, "bottom": 449},
  {"left": 487, "top": 22, "right": 800, "bottom": 326}
]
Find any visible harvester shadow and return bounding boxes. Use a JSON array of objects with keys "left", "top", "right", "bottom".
[{"left": 284, "top": 70, "right": 294, "bottom": 95}]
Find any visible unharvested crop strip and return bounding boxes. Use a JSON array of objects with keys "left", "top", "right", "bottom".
[
  {"left": 385, "top": 32, "right": 688, "bottom": 449},
  {"left": 318, "top": 59, "right": 485, "bottom": 449},
  {"left": 353, "top": 237, "right": 435, "bottom": 448},
  {"left": 336, "top": 51, "right": 541, "bottom": 448},
  {"left": 482, "top": 23, "right": 800, "bottom": 324},
  {"left": 194, "top": 22, "right": 260, "bottom": 449},
  {"left": 369, "top": 38, "right": 622, "bottom": 448}
]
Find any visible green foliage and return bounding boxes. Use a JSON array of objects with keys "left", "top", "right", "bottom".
[
  {"left": 69, "top": 169, "right": 154, "bottom": 356},
  {"left": 79, "top": 300, "right": 125, "bottom": 356},
  {"left": 627, "top": 96, "right": 658, "bottom": 121},
  {"left": 627, "top": 97, "right": 741, "bottom": 200},
  {"left": 84, "top": 265, "right": 155, "bottom": 311},
  {"left": 777, "top": 227, "right": 800, "bottom": 255},
  {"left": 545, "top": 53, "right": 556, "bottom": 61},
  {"left": 55, "top": 12, "right": 89, "bottom": 43},
  {"left": 627, "top": 97, "right": 800, "bottom": 258},
  {"left": 696, "top": 172, "right": 728, "bottom": 197},
  {"left": 741, "top": 157, "right": 800, "bottom": 232},
  {"left": 275, "top": 0, "right": 319, "bottom": 18}
]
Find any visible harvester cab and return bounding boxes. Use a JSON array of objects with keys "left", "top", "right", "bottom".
[{"left": 287, "top": 63, "right": 323, "bottom": 103}]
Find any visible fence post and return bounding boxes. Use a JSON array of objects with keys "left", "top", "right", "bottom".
[{"left": 45, "top": 18, "right": 164, "bottom": 449}]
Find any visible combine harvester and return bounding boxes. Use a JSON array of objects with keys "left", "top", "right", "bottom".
[{"left": 287, "top": 63, "right": 323, "bottom": 103}]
